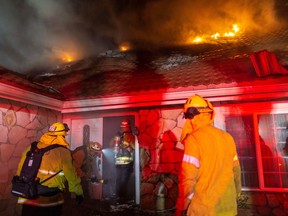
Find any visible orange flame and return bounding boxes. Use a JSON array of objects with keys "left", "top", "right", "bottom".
[
  {"left": 193, "top": 37, "right": 203, "bottom": 43},
  {"left": 187, "top": 24, "right": 241, "bottom": 44},
  {"left": 211, "top": 33, "right": 220, "bottom": 39},
  {"left": 63, "top": 55, "right": 73, "bottom": 62},
  {"left": 54, "top": 47, "right": 80, "bottom": 64},
  {"left": 119, "top": 42, "right": 131, "bottom": 52}
]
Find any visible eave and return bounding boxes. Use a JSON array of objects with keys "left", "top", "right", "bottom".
[
  {"left": 0, "top": 82, "right": 63, "bottom": 111},
  {"left": 1, "top": 80, "right": 288, "bottom": 114},
  {"left": 61, "top": 83, "right": 288, "bottom": 113}
]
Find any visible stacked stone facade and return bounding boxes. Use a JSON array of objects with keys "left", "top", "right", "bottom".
[
  {"left": 138, "top": 108, "right": 185, "bottom": 210},
  {"left": 0, "top": 98, "right": 62, "bottom": 216}
]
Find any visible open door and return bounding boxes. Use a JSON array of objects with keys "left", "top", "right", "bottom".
[{"left": 102, "top": 115, "right": 136, "bottom": 203}]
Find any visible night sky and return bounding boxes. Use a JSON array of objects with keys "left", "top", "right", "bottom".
[{"left": 0, "top": 0, "right": 287, "bottom": 74}]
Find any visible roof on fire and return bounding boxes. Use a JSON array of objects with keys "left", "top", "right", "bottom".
[{"left": 1, "top": 27, "right": 288, "bottom": 101}]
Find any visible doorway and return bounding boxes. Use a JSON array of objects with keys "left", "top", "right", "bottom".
[
  {"left": 69, "top": 118, "right": 103, "bottom": 200},
  {"left": 102, "top": 115, "right": 136, "bottom": 203}
]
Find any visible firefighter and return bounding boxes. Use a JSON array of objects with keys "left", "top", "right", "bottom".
[
  {"left": 114, "top": 119, "right": 135, "bottom": 204},
  {"left": 72, "top": 141, "right": 103, "bottom": 200},
  {"left": 16, "top": 122, "right": 84, "bottom": 216},
  {"left": 175, "top": 95, "right": 242, "bottom": 216}
]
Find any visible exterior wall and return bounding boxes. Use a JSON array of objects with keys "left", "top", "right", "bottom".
[
  {"left": 137, "top": 106, "right": 288, "bottom": 215},
  {"left": 0, "top": 97, "right": 62, "bottom": 216},
  {"left": 238, "top": 191, "right": 288, "bottom": 215},
  {"left": 2, "top": 96, "right": 288, "bottom": 215},
  {"left": 138, "top": 108, "right": 184, "bottom": 211}
]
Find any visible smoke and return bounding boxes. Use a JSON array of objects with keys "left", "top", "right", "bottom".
[{"left": 0, "top": 0, "right": 286, "bottom": 74}]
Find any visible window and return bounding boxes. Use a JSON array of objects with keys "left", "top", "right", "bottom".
[
  {"left": 225, "top": 115, "right": 259, "bottom": 188},
  {"left": 225, "top": 113, "right": 288, "bottom": 190},
  {"left": 258, "top": 114, "right": 288, "bottom": 188}
]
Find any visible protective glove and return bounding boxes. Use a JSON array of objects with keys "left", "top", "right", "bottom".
[{"left": 75, "top": 195, "right": 84, "bottom": 205}]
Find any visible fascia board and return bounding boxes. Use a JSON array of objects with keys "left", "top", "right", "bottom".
[
  {"left": 1, "top": 82, "right": 287, "bottom": 113},
  {"left": 61, "top": 83, "right": 288, "bottom": 113},
  {"left": 0, "top": 83, "right": 63, "bottom": 111}
]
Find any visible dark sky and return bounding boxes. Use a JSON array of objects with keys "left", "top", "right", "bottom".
[{"left": 0, "top": 0, "right": 287, "bottom": 74}]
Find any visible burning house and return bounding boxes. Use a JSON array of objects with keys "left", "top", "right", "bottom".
[{"left": 1, "top": 0, "right": 288, "bottom": 215}]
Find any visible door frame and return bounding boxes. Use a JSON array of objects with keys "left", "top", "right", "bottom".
[{"left": 64, "top": 111, "right": 140, "bottom": 204}]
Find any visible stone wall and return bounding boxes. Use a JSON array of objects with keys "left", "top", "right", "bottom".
[
  {"left": 237, "top": 192, "right": 288, "bottom": 215},
  {"left": 0, "top": 98, "right": 62, "bottom": 216},
  {"left": 138, "top": 108, "right": 185, "bottom": 210}
]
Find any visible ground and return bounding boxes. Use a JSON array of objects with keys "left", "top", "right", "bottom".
[
  {"left": 61, "top": 198, "right": 254, "bottom": 216},
  {"left": 61, "top": 198, "right": 175, "bottom": 216}
]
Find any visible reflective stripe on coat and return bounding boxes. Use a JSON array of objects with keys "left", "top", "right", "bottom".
[
  {"left": 176, "top": 114, "right": 241, "bottom": 216},
  {"left": 16, "top": 132, "right": 83, "bottom": 206}
]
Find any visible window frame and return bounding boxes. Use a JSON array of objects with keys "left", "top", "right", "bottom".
[{"left": 214, "top": 101, "right": 288, "bottom": 192}]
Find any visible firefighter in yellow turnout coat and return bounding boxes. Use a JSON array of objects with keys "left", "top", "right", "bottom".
[
  {"left": 175, "top": 95, "right": 242, "bottom": 216},
  {"left": 16, "top": 122, "right": 83, "bottom": 216}
]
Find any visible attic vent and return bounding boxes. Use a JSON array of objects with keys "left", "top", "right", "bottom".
[{"left": 250, "top": 50, "right": 288, "bottom": 77}]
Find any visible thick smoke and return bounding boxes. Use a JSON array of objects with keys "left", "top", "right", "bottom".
[{"left": 0, "top": 0, "right": 286, "bottom": 73}]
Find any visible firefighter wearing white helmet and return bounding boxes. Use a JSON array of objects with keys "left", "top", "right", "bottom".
[{"left": 175, "top": 95, "right": 242, "bottom": 216}]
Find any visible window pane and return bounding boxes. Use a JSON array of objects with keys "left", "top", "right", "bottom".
[
  {"left": 274, "top": 114, "right": 288, "bottom": 188},
  {"left": 258, "top": 114, "right": 288, "bottom": 188},
  {"left": 225, "top": 115, "right": 258, "bottom": 188}
]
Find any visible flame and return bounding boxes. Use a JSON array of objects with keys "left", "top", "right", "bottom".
[
  {"left": 233, "top": 24, "right": 239, "bottom": 33},
  {"left": 119, "top": 42, "right": 131, "bottom": 52},
  {"left": 62, "top": 55, "right": 73, "bottom": 62},
  {"left": 187, "top": 24, "right": 241, "bottom": 45},
  {"left": 53, "top": 47, "right": 80, "bottom": 64},
  {"left": 193, "top": 37, "right": 203, "bottom": 43},
  {"left": 223, "top": 24, "right": 239, "bottom": 37},
  {"left": 224, "top": 32, "right": 235, "bottom": 37},
  {"left": 211, "top": 32, "right": 220, "bottom": 39}
]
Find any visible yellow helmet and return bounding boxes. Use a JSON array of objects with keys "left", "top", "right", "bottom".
[
  {"left": 183, "top": 94, "right": 214, "bottom": 119},
  {"left": 48, "top": 122, "right": 70, "bottom": 136}
]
